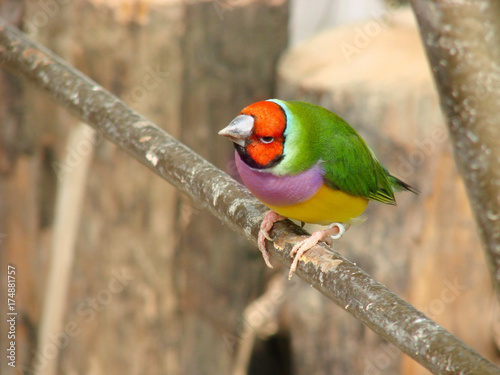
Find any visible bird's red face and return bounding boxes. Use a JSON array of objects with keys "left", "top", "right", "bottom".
[{"left": 219, "top": 101, "right": 287, "bottom": 169}]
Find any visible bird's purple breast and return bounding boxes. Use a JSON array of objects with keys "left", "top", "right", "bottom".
[{"left": 235, "top": 151, "right": 324, "bottom": 206}]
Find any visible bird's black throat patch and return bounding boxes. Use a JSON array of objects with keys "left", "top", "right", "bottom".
[{"left": 234, "top": 144, "right": 284, "bottom": 170}]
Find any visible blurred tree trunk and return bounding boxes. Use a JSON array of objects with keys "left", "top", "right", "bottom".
[
  {"left": 410, "top": 0, "right": 500, "bottom": 303},
  {"left": 277, "top": 9, "right": 498, "bottom": 375},
  {"left": 0, "top": 1, "right": 288, "bottom": 375},
  {"left": 0, "top": 3, "right": 41, "bottom": 375}
]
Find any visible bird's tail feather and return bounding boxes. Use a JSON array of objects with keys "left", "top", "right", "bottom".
[{"left": 389, "top": 175, "right": 419, "bottom": 194}]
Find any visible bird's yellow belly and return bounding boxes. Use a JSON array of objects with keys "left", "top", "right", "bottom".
[{"left": 263, "top": 184, "right": 368, "bottom": 225}]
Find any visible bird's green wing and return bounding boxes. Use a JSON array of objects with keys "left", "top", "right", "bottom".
[
  {"left": 308, "top": 108, "right": 397, "bottom": 204},
  {"left": 278, "top": 100, "right": 400, "bottom": 204},
  {"left": 321, "top": 131, "right": 396, "bottom": 204}
]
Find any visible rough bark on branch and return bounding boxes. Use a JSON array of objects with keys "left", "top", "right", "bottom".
[{"left": 0, "top": 20, "right": 498, "bottom": 375}]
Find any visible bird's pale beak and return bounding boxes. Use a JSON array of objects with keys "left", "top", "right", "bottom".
[{"left": 218, "top": 115, "right": 254, "bottom": 147}]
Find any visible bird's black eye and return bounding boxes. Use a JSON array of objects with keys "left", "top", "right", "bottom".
[{"left": 260, "top": 136, "right": 274, "bottom": 144}]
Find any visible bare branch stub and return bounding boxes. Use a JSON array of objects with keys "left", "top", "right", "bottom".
[
  {"left": 411, "top": 0, "right": 500, "bottom": 300},
  {"left": 0, "top": 20, "right": 498, "bottom": 375}
]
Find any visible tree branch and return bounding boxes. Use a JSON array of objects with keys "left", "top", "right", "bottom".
[
  {"left": 0, "top": 20, "right": 498, "bottom": 375},
  {"left": 410, "top": 0, "right": 500, "bottom": 301}
]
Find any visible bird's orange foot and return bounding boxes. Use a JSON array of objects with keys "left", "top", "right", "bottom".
[
  {"left": 288, "top": 223, "right": 347, "bottom": 279},
  {"left": 258, "top": 211, "right": 286, "bottom": 268}
]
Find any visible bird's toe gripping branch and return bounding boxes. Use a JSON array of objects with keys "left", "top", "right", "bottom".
[
  {"left": 288, "top": 223, "right": 346, "bottom": 279},
  {"left": 258, "top": 212, "right": 348, "bottom": 279},
  {"left": 257, "top": 210, "right": 287, "bottom": 268}
]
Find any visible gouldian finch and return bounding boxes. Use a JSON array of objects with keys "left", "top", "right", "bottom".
[{"left": 219, "top": 100, "right": 416, "bottom": 278}]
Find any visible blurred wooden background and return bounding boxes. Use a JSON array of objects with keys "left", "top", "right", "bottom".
[{"left": 0, "top": 1, "right": 498, "bottom": 375}]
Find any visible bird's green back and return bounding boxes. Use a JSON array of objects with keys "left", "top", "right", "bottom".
[{"left": 272, "top": 100, "right": 398, "bottom": 204}]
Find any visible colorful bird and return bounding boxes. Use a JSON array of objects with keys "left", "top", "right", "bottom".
[{"left": 219, "top": 99, "right": 417, "bottom": 278}]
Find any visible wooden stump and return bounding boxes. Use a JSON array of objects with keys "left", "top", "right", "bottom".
[
  {"left": 277, "top": 9, "right": 498, "bottom": 375},
  {"left": 1, "top": 1, "right": 289, "bottom": 374}
]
